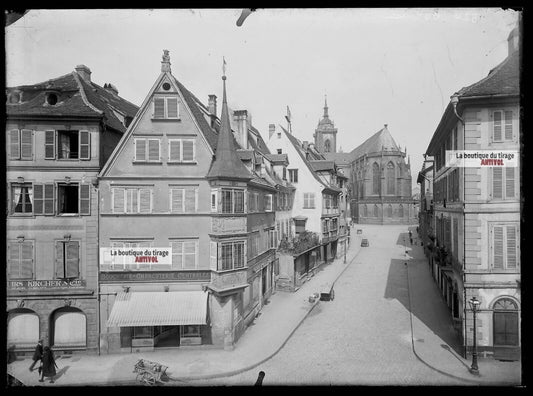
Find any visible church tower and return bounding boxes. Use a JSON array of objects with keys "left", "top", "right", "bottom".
[{"left": 314, "top": 95, "right": 337, "bottom": 153}]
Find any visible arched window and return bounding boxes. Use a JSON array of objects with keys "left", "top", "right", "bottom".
[
  {"left": 363, "top": 204, "right": 367, "bottom": 217},
  {"left": 51, "top": 307, "right": 87, "bottom": 348},
  {"left": 386, "top": 162, "right": 395, "bottom": 195},
  {"left": 399, "top": 204, "right": 404, "bottom": 218},
  {"left": 372, "top": 163, "right": 380, "bottom": 194},
  {"left": 8, "top": 309, "right": 39, "bottom": 348},
  {"left": 493, "top": 298, "right": 519, "bottom": 347},
  {"left": 387, "top": 204, "right": 392, "bottom": 217},
  {"left": 324, "top": 139, "right": 331, "bottom": 153},
  {"left": 373, "top": 204, "right": 378, "bottom": 217}
]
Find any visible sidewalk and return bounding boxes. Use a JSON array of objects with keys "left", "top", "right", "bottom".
[
  {"left": 7, "top": 233, "right": 363, "bottom": 387},
  {"left": 405, "top": 231, "right": 522, "bottom": 386}
]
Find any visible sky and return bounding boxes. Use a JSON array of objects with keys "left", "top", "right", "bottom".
[{"left": 5, "top": 8, "right": 520, "bottom": 188}]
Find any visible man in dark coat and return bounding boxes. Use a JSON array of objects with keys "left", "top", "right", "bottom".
[
  {"left": 29, "top": 339, "right": 43, "bottom": 371},
  {"left": 39, "top": 346, "right": 58, "bottom": 383},
  {"left": 254, "top": 371, "right": 265, "bottom": 386}
]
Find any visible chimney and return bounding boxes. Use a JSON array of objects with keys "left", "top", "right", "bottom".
[
  {"left": 302, "top": 141, "right": 309, "bottom": 151},
  {"left": 269, "top": 124, "right": 276, "bottom": 139},
  {"left": 104, "top": 83, "right": 119, "bottom": 95},
  {"left": 507, "top": 26, "right": 519, "bottom": 56},
  {"left": 233, "top": 110, "right": 249, "bottom": 149},
  {"left": 75, "top": 65, "right": 92, "bottom": 82},
  {"left": 208, "top": 95, "right": 217, "bottom": 128}
]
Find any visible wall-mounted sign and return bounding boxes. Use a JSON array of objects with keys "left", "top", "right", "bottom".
[
  {"left": 100, "top": 271, "right": 211, "bottom": 283},
  {"left": 8, "top": 279, "right": 86, "bottom": 289}
]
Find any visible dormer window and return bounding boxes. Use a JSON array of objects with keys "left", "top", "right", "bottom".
[
  {"left": 8, "top": 91, "right": 21, "bottom": 104},
  {"left": 46, "top": 92, "right": 58, "bottom": 106}
]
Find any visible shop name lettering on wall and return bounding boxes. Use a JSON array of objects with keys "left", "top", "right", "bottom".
[
  {"left": 100, "top": 271, "right": 211, "bottom": 282},
  {"left": 8, "top": 279, "right": 86, "bottom": 289}
]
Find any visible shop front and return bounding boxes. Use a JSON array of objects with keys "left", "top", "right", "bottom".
[{"left": 106, "top": 290, "right": 210, "bottom": 352}]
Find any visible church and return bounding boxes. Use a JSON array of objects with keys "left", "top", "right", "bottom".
[{"left": 313, "top": 99, "right": 415, "bottom": 225}]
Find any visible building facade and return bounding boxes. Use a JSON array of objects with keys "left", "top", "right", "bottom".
[
  {"left": 349, "top": 125, "right": 415, "bottom": 225},
  {"left": 6, "top": 65, "right": 138, "bottom": 355},
  {"left": 98, "top": 51, "right": 278, "bottom": 353},
  {"left": 424, "top": 26, "right": 521, "bottom": 360}
]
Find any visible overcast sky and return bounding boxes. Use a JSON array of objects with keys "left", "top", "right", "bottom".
[{"left": 6, "top": 8, "right": 519, "bottom": 187}]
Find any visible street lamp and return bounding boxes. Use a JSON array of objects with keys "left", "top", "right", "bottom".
[{"left": 468, "top": 296, "right": 481, "bottom": 375}]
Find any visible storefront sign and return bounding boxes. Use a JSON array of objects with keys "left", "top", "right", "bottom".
[
  {"left": 7, "top": 279, "right": 86, "bottom": 289},
  {"left": 100, "top": 271, "right": 211, "bottom": 283}
]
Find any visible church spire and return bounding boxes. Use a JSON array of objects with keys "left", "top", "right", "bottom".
[
  {"left": 323, "top": 94, "right": 329, "bottom": 118},
  {"left": 206, "top": 59, "right": 251, "bottom": 181}
]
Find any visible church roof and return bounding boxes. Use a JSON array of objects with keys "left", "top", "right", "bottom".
[
  {"left": 206, "top": 75, "right": 252, "bottom": 181},
  {"left": 323, "top": 152, "right": 353, "bottom": 166},
  {"left": 309, "top": 160, "right": 335, "bottom": 172},
  {"left": 350, "top": 125, "right": 400, "bottom": 160}
]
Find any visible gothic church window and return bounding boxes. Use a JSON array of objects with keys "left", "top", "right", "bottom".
[
  {"left": 324, "top": 139, "right": 331, "bottom": 152},
  {"left": 386, "top": 162, "right": 395, "bottom": 195},
  {"left": 372, "top": 163, "right": 380, "bottom": 194}
]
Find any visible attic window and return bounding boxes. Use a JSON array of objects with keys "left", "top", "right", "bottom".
[
  {"left": 162, "top": 82, "right": 171, "bottom": 91},
  {"left": 47, "top": 93, "right": 58, "bottom": 106},
  {"left": 8, "top": 91, "right": 21, "bottom": 104}
]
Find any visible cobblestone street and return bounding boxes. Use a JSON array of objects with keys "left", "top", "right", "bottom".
[{"left": 190, "top": 225, "right": 521, "bottom": 386}]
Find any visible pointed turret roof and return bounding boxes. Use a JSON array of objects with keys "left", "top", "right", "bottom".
[
  {"left": 350, "top": 124, "right": 400, "bottom": 160},
  {"left": 206, "top": 72, "right": 251, "bottom": 181}
]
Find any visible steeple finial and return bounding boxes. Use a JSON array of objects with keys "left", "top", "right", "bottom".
[
  {"left": 323, "top": 94, "right": 329, "bottom": 118},
  {"left": 161, "top": 50, "right": 171, "bottom": 73}
]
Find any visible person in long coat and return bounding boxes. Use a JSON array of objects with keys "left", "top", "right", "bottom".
[
  {"left": 29, "top": 339, "right": 43, "bottom": 371},
  {"left": 39, "top": 346, "right": 58, "bottom": 383}
]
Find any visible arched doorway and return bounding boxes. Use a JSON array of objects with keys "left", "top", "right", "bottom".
[
  {"left": 493, "top": 298, "right": 519, "bottom": 347},
  {"left": 8, "top": 308, "right": 39, "bottom": 349},
  {"left": 50, "top": 307, "right": 87, "bottom": 348}
]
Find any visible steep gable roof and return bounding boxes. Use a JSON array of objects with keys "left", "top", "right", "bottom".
[{"left": 350, "top": 125, "right": 400, "bottom": 161}]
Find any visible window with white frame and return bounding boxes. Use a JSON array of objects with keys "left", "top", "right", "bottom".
[
  {"left": 11, "top": 183, "right": 33, "bottom": 215},
  {"left": 248, "top": 192, "right": 258, "bottom": 213},
  {"left": 8, "top": 129, "right": 33, "bottom": 160},
  {"left": 289, "top": 169, "right": 298, "bottom": 183},
  {"left": 112, "top": 187, "right": 152, "bottom": 213},
  {"left": 214, "top": 241, "right": 246, "bottom": 271},
  {"left": 7, "top": 240, "right": 34, "bottom": 279},
  {"left": 134, "top": 138, "right": 161, "bottom": 162},
  {"left": 43, "top": 130, "right": 90, "bottom": 160},
  {"left": 168, "top": 139, "right": 196, "bottom": 162},
  {"left": 492, "top": 110, "right": 514, "bottom": 142},
  {"left": 303, "top": 193, "right": 315, "bottom": 209},
  {"left": 171, "top": 240, "right": 198, "bottom": 270},
  {"left": 491, "top": 223, "right": 519, "bottom": 270},
  {"left": 492, "top": 167, "right": 517, "bottom": 200},
  {"left": 153, "top": 97, "right": 179, "bottom": 119},
  {"left": 30, "top": 183, "right": 90, "bottom": 216},
  {"left": 265, "top": 194, "right": 273, "bottom": 211},
  {"left": 170, "top": 186, "right": 197, "bottom": 213},
  {"left": 220, "top": 188, "right": 245, "bottom": 214}
]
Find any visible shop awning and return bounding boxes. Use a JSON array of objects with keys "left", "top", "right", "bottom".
[{"left": 107, "top": 291, "right": 208, "bottom": 327}]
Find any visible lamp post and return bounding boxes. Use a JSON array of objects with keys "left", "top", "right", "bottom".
[{"left": 468, "top": 296, "right": 481, "bottom": 375}]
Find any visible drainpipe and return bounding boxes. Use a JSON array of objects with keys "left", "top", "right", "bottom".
[{"left": 450, "top": 94, "right": 467, "bottom": 358}]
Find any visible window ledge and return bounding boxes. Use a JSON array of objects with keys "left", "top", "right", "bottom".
[
  {"left": 151, "top": 118, "right": 181, "bottom": 122},
  {"left": 132, "top": 161, "right": 163, "bottom": 165},
  {"left": 168, "top": 161, "right": 198, "bottom": 165}
]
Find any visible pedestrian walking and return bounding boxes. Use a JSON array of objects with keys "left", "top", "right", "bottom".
[
  {"left": 254, "top": 371, "right": 265, "bottom": 386},
  {"left": 29, "top": 339, "right": 43, "bottom": 372},
  {"left": 39, "top": 346, "right": 58, "bottom": 383}
]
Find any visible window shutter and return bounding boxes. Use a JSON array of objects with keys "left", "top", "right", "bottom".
[
  {"left": 167, "top": 97, "right": 178, "bottom": 118},
  {"left": 45, "top": 130, "right": 56, "bottom": 159},
  {"left": 44, "top": 183, "right": 55, "bottom": 215},
  {"left": 9, "top": 129, "right": 20, "bottom": 159},
  {"left": 173, "top": 241, "right": 183, "bottom": 269},
  {"left": 505, "top": 167, "right": 515, "bottom": 199},
  {"left": 210, "top": 241, "right": 218, "bottom": 271},
  {"left": 148, "top": 139, "right": 160, "bottom": 161},
  {"left": 8, "top": 242, "right": 21, "bottom": 278},
  {"left": 139, "top": 189, "right": 151, "bottom": 213},
  {"left": 504, "top": 111, "right": 513, "bottom": 140},
  {"left": 20, "top": 129, "right": 33, "bottom": 159},
  {"left": 184, "top": 241, "right": 196, "bottom": 269},
  {"left": 65, "top": 241, "right": 80, "bottom": 278},
  {"left": 493, "top": 168, "right": 503, "bottom": 199},
  {"left": 182, "top": 140, "right": 195, "bottom": 161},
  {"left": 56, "top": 242, "right": 65, "bottom": 278},
  {"left": 135, "top": 139, "right": 146, "bottom": 161},
  {"left": 154, "top": 98, "right": 165, "bottom": 118},
  {"left": 113, "top": 188, "right": 125, "bottom": 213},
  {"left": 33, "top": 184, "right": 44, "bottom": 215},
  {"left": 493, "top": 111, "right": 502, "bottom": 141},
  {"left": 171, "top": 188, "right": 183, "bottom": 213},
  {"left": 79, "top": 130, "right": 90, "bottom": 160},
  {"left": 506, "top": 226, "right": 517, "bottom": 268},
  {"left": 185, "top": 188, "right": 196, "bottom": 212},
  {"left": 80, "top": 184, "right": 91, "bottom": 215},
  {"left": 169, "top": 140, "right": 181, "bottom": 162},
  {"left": 211, "top": 190, "right": 218, "bottom": 212},
  {"left": 493, "top": 226, "right": 504, "bottom": 269}
]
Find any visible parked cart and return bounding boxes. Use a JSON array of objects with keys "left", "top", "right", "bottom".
[
  {"left": 319, "top": 283, "right": 335, "bottom": 301},
  {"left": 133, "top": 359, "right": 168, "bottom": 385}
]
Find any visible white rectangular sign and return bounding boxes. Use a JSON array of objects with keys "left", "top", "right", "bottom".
[
  {"left": 100, "top": 247, "right": 172, "bottom": 266},
  {"left": 445, "top": 150, "right": 519, "bottom": 167}
]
